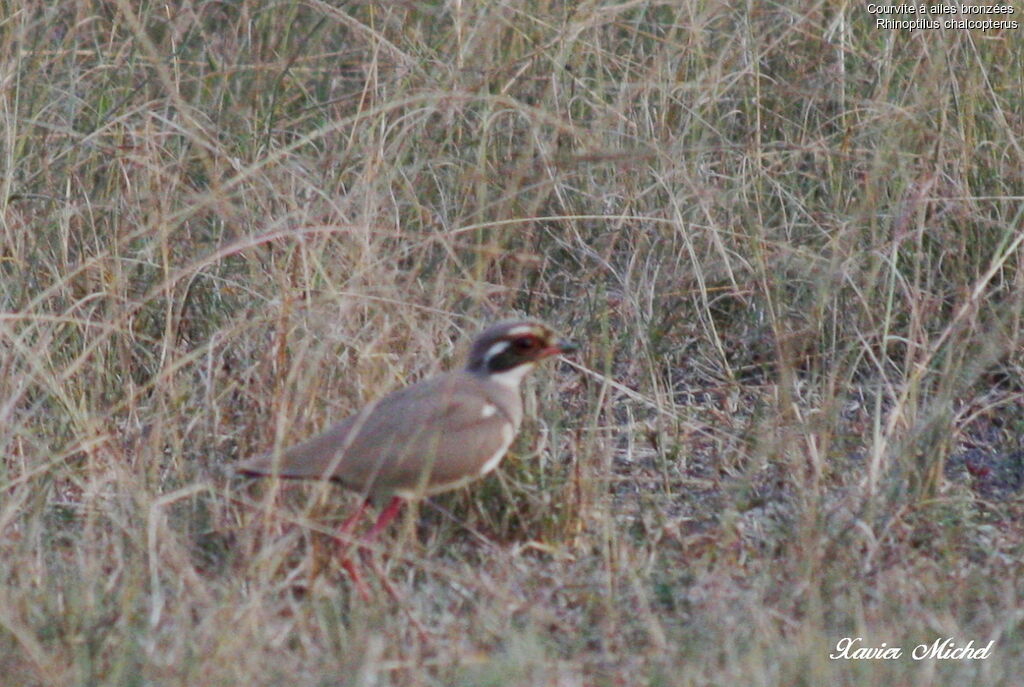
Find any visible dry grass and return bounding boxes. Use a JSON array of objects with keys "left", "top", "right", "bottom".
[{"left": 2, "top": 2, "right": 1023, "bottom": 685}]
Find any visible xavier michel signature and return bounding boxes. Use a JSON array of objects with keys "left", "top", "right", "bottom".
[{"left": 831, "top": 637, "right": 994, "bottom": 661}]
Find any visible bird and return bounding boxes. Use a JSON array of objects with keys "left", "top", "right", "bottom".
[{"left": 236, "top": 318, "right": 578, "bottom": 595}]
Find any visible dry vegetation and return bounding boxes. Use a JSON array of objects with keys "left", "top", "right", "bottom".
[{"left": 2, "top": 1, "right": 1023, "bottom": 685}]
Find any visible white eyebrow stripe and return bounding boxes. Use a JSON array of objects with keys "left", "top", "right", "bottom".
[
  {"left": 483, "top": 340, "right": 511, "bottom": 363},
  {"left": 505, "top": 325, "right": 538, "bottom": 337}
]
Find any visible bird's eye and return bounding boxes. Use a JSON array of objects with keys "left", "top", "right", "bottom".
[{"left": 513, "top": 336, "right": 536, "bottom": 350}]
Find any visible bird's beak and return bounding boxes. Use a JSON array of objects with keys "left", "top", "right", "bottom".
[
  {"left": 557, "top": 338, "right": 578, "bottom": 354},
  {"left": 542, "top": 337, "right": 578, "bottom": 358}
]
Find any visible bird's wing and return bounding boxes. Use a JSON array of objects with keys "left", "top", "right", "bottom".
[{"left": 235, "top": 374, "right": 515, "bottom": 495}]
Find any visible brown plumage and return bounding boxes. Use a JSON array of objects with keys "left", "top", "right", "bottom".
[
  {"left": 235, "top": 319, "right": 577, "bottom": 500},
  {"left": 235, "top": 318, "right": 577, "bottom": 599}
]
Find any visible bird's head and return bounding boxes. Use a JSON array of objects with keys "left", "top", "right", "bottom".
[{"left": 466, "top": 319, "right": 578, "bottom": 382}]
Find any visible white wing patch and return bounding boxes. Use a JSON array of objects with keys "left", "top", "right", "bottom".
[
  {"left": 479, "top": 423, "right": 516, "bottom": 476},
  {"left": 481, "top": 403, "right": 497, "bottom": 418}
]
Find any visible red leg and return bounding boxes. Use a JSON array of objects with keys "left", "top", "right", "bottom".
[
  {"left": 338, "top": 496, "right": 405, "bottom": 602},
  {"left": 362, "top": 496, "right": 405, "bottom": 543},
  {"left": 334, "top": 499, "right": 373, "bottom": 601},
  {"left": 336, "top": 499, "right": 371, "bottom": 541},
  {"left": 354, "top": 497, "right": 405, "bottom": 603},
  {"left": 340, "top": 556, "right": 372, "bottom": 601}
]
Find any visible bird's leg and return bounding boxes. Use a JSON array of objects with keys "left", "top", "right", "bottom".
[
  {"left": 335, "top": 497, "right": 404, "bottom": 601},
  {"left": 334, "top": 499, "right": 373, "bottom": 601},
  {"left": 362, "top": 496, "right": 405, "bottom": 543},
  {"left": 337, "top": 498, "right": 372, "bottom": 540},
  {"left": 339, "top": 557, "right": 371, "bottom": 601},
  {"left": 349, "top": 496, "right": 406, "bottom": 600}
]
